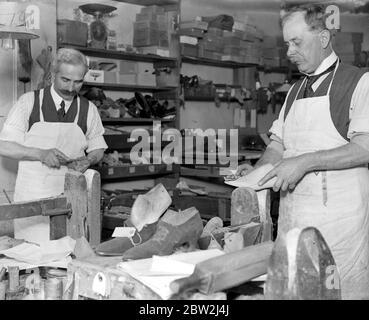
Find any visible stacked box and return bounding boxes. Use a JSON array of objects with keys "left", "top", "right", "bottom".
[
  {"left": 118, "top": 61, "right": 138, "bottom": 85},
  {"left": 261, "top": 35, "right": 288, "bottom": 68},
  {"left": 141, "top": 5, "right": 165, "bottom": 14},
  {"left": 57, "top": 19, "right": 88, "bottom": 47},
  {"left": 133, "top": 6, "right": 169, "bottom": 49},
  {"left": 180, "top": 43, "right": 198, "bottom": 57},
  {"left": 180, "top": 20, "right": 208, "bottom": 30}
]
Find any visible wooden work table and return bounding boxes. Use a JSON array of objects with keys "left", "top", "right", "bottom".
[{"left": 66, "top": 255, "right": 228, "bottom": 300}]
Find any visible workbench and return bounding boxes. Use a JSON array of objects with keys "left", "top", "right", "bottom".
[{"left": 66, "top": 255, "right": 228, "bottom": 300}]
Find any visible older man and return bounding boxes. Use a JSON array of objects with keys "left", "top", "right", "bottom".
[
  {"left": 0, "top": 48, "right": 107, "bottom": 202},
  {"left": 235, "top": 5, "right": 369, "bottom": 299}
]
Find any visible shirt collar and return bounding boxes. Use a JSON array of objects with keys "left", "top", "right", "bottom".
[
  {"left": 50, "top": 84, "right": 73, "bottom": 110},
  {"left": 311, "top": 51, "right": 338, "bottom": 76}
]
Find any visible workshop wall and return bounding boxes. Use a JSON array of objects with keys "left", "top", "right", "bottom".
[{"left": 0, "top": 0, "right": 57, "bottom": 200}]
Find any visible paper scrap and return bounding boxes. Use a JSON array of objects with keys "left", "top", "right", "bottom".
[
  {"left": 117, "top": 249, "right": 224, "bottom": 300},
  {"left": 224, "top": 163, "right": 277, "bottom": 190},
  {"left": 0, "top": 256, "right": 72, "bottom": 271},
  {"left": 14, "top": 215, "right": 50, "bottom": 245},
  {"left": 112, "top": 227, "right": 136, "bottom": 238},
  {"left": 0, "top": 236, "right": 76, "bottom": 265}
]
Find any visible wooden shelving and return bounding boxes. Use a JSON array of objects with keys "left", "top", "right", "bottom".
[
  {"left": 182, "top": 55, "right": 258, "bottom": 69},
  {"left": 113, "top": 0, "right": 178, "bottom": 6},
  {"left": 102, "top": 117, "right": 175, "bottom": 125},
  {"left": 59, "top": 45, "right": 177, "bottom": 65},
  {"left": 97, "top": 164, "right": 177, "bottom": 179},
  {"left": 83, "top": 82, "right": 176, "bottom": 92}
]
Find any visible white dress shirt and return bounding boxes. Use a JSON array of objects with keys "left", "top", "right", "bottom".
[{"left": 0, "top": 84, "right": 108, "bottom": 153}]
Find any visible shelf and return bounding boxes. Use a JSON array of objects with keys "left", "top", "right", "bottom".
[
  {"left": 102, "top": 117, "right": 175, "bottom": 125},
  {"left": 113, "top": 0, "right": 178, "bottom": 5},
  {"left": 182, "top": 55, "right": 258, "bottom": 69},
  {"left": 97, "top": 164, "right": 177, "bottom": 179},
  {"left": 59, "top": 45, "right": 177, "bottom": 64},
  {"left": 83, "top": 82, "right": 176, "bottom": 92},
  {"left": 184, "top": 96, "right": 241, "bottom": 103},
  {"left": 104, "top": 133, "right": 172, "bottom": 150}
]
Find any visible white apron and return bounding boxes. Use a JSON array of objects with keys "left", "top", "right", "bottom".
[
  {"left": 13, "top": 90, "right": 87, "bottom": 243},
  {"left": 279, "top": 62, "right": 369, "bottom": 300}
]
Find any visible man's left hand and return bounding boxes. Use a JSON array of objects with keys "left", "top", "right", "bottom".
[
  {"left": 258, "top": 155, "right": 308, "bottom": 192},
  {"left": 67, "top": 157, "right": 91, "bottom": 173}
]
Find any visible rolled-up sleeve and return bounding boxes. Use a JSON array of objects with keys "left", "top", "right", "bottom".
[
  {"left": 86, "top": 101, "right": 108, "bottom": 153},
  {"left": 348, "top": 72, "right": 369, "bottom": 140},
  {"left": 0, "top": 92, "right": 34, "bottom": 144},
  {"left": 269, "top": 101, "right": 287, "bottom": 141}
]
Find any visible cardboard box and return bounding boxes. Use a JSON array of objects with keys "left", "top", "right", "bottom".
[
  {"left": 84, "top": 70, "right": 104, "bottom": 83},
  {"left": 180, "top": 28, "right": 205, "bottom": 38},
  {"left": 156, "top": 72, "right": 178, "bottom": 87},
  {"left": 104, "top": 71, "right": 117, "bottom": 84},
  {"left": 57, "top": 19, "right": 88, "bottom": 47},
  {"left": 180, "top": 35, "right": 198, "bottom": 45},
  {"left": 141, "top": 5, "right": 165, "bottom": 14},
  {"left": 117, "top": 74, "right": 137, "bottom": 85},
  {"left": 119, "top": 61, "right": 138, "bottom": 74},
  {"left": 138, "top": 62, "right": 154, "bottom": 75},
  {"left": 221, "top": 55, "right": 243, "bottom": 63},
  {"left": 136, "top": 13, "right": 166, "bottom": 23},
  {"left": 139, "top": 46, "right": 170, "bottom": 57},
  {"left": 137, "top": 73, "right": 156, "bottom": 86},
  {"left": 180, "top": 20, "right": 208, "bottom": 30},
  {"left": 180, "top": 43, "right": 198, "bottom": 57}
]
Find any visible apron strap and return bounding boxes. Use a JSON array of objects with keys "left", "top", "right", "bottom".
[
  {"left": 327, "top": 60, "right": 340, "bottom": 95},
  {"left": 39, "top": 89, "right": 45, "bottom": 122},
  {"left": 74, "top": 97, "right": 80, "bottom": 124}
]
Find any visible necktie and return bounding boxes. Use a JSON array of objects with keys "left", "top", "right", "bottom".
[
  {"left": 303, "top": 60, "right": 338, "bottom": 98},
  {"left": 57, "top": 100, "right": 66, "bottom": 121}
]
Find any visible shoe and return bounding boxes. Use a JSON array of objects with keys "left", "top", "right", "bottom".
[
  {"left": 96, "top": 183, "right": 171, "bottom": 256},
  {"left": 121, "top": 207, "right": 203, "bottom": 261},
  {"left": 95, "top": 219, "right": 157, "bottom": 256}
]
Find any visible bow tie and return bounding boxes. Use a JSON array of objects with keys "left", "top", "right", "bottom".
[{"left": 303, "top": 60, "right": 338, "bottom": 98}]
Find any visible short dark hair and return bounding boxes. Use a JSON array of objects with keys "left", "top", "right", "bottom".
[{"left": 280, "top": 3, "right": 330, "bottom": 32}]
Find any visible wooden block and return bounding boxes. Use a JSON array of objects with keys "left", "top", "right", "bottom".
[
  {"left": 84, "top": 169, "right": 101, "bottom": 247},
  {"left": 231, "top": 187, "right": 260, "bottom": 225},
  {"left": 264, "top": 227, "right": 341, "bottom": 300},
  {"left": 64, "top": 172, "right": 88, "bottom": 240}
]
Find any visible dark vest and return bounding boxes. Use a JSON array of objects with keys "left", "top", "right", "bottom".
[
  {"left": 28, "top": 86, "right": 89, "bottom": 134},
  {"left": 283, "top": 63, "right": 367, "bottom": 141}
]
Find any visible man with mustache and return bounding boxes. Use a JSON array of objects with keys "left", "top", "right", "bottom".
[
  {"left": 233, "top": 4, "right": 369, "bottom": 299},
  {"left": 0, "top": 48, "right": 107, "bottom": 202}
]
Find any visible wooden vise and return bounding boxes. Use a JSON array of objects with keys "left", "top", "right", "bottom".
[{"left": 0, "top": 170, "right": 101, "bottom": 247}]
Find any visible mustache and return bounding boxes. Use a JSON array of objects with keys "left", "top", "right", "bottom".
[{"left": 60, "top": 90, "right": 77, "bottom": 96}]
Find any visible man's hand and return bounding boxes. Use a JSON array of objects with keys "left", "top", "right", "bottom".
[
  {"left": 258, "top": 155, "right": 308, "bottom": 192},
  {"left": 39, "top": 149, "right": 71, "bottom": 169},
  {"left": 67, "top": 157, "right": 91, "bottom": 173},
  {"left": 224, "top": 163, "right": 254, "bottom": 181}
]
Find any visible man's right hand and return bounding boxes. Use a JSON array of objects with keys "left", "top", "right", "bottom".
[
  {"left": 224, "top": 163, "right": 254, "bottom": 181},
  {"left": 39, "top": 149, "right": 71, "bottom": 168}
]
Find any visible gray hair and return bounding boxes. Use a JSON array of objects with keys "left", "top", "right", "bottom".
[
  {"left": 52, "top": 48, "right": 88, "bottom": 74},
  {"left": 280, "top": 4, "right": 330, "bottom": 32}
]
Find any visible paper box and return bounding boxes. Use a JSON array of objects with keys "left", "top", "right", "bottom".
[
  {"left": 119, "top": 61, "right": 138, "bottom": 74},
  {"left": 137, "top": 73, "right": 156, "bottom": 86},
  {"left": 117, "top": 74, "right": 137, "bottom": 85},
  {"left": 84, "top": 70, "right": 104, "bottom": 83}
]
